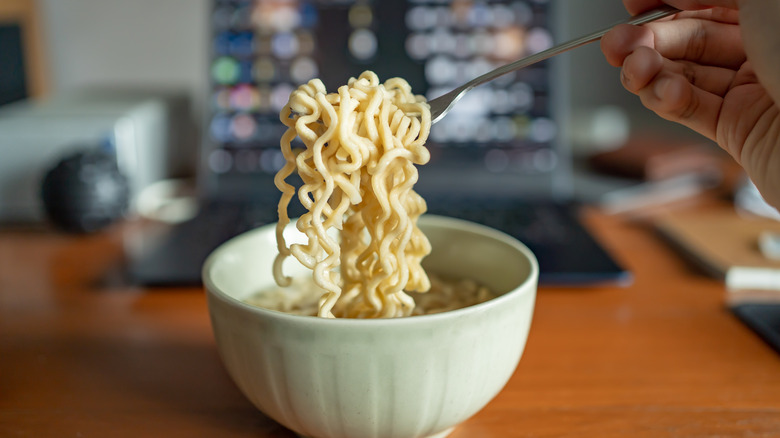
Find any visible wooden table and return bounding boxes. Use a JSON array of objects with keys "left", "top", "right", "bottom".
[{"left": 2, "top": 203, "right": 780, "bottom": 437}]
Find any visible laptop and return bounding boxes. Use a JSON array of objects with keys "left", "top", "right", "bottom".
[{"left": 128, "top": 0, "right": 630, "bottom": 286}]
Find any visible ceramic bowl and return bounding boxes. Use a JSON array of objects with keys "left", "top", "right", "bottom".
[{"left": 203, "top": 215, "right": 538, "bottom": 438}]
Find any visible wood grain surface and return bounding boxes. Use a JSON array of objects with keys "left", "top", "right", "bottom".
[{"left": 2, "top": 203, "right": 779, "bottom": 437}]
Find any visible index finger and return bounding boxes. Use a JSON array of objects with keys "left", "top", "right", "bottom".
[{"left": 623, "top": 0, "right": 739, "bottom": 15}]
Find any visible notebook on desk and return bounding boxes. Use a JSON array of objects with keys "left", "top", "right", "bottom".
[{"left": 127, "top": 0, "right": 629, "bottom": 287}]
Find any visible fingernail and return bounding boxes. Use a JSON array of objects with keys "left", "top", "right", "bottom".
[
  {"left": 654, "top": 77, "right": 671, "bottom": 100},
  {"left": 620, "top": 69, "right": 631, "bottom": 89}
]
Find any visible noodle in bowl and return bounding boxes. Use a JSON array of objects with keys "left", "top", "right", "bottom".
[{"left": 204, "top": 215, "right": 538, "bottom": 438}]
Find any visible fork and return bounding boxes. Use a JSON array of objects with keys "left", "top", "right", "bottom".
[{"left": 426, "top": 5, "right": 680, "bottom": 124}]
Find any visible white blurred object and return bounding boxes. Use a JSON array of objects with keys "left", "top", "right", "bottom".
[
  {"left": 735, "top": 177, "right": 780, "bottom": 221},
  {"left": 759, "top": 232, "right": 780, "bottom": 261},
  {"left": 570, "top": 105, "right": 630, "bottom": 154},
  {"left": 135, "top": 179, "right": 198, "bottom": 224},
  {"left": 726, "top": 267, "right": 780, "bottom": 292}
]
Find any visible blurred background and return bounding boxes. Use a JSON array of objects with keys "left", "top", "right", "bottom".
[
  {"left": 36, "top": 0, "right": 673, "bottom": 125},
  {"left": 35, "top": 0, "right": 676, "bottom": 138},
  {"left": 1, "top": 0, "right": 721, "bottom": 230}
]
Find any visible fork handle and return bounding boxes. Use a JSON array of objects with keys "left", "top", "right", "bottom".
[{"left": 462, "top": 5, "right": 680, "bottom": 92}]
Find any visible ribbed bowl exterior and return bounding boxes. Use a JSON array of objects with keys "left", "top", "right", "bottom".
[{"left": 204, "top": 216, "right": 538, "bottom": 438}]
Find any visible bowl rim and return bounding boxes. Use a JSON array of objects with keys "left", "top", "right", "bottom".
[{"left": 202, "top": 214, "right": 539, "bottom": 326}]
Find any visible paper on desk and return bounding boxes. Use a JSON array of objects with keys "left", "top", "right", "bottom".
[{"left": 655, "top": 207, "right": 780, "bottom": 288}]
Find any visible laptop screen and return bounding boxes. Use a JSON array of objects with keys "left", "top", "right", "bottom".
[{"left": 202, "top": 0, "right": 571, "bottom": 200}]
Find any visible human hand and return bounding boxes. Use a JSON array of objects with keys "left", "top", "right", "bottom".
[{"left": 601, "top": 0, "right": 780, "bottom": 208}]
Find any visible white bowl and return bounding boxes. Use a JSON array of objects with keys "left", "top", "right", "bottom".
[{"left": 203, "top": 215, "right": 538, "bottom": 438}]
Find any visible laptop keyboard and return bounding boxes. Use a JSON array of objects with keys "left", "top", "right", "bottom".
[
  {"left": 128, "top": 197, "right": 629, "bottom": 286},
  {"left": 427, "top": 198, "right": 574, "bottom": 245},
  {"left": 204, "top": 197, "right": 576, "bottom": 249}
]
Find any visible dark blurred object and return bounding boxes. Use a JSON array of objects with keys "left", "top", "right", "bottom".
[
  {"left": 588, "top": 136, "right": 723, "bottom": 181},
  {"left": 0, "top": 24, "right": 28, "bottom": 107},
  {"left": 730, "top": 303, "right": 780, "bottom": 355},
  {"left": 41, "top": 150, "right": 130, "bottom": 233},
  {"left": 0, "top": 1, "right": 48, "bottom": 108}
]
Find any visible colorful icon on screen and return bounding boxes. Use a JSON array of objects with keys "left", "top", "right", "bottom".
[{"left": 212, "top": 57, "right": 241, "bottom": 85}]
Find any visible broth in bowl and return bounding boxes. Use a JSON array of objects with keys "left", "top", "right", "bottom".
[{"left": 245, "top": 273, "right": 497, "bottom": 317}]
